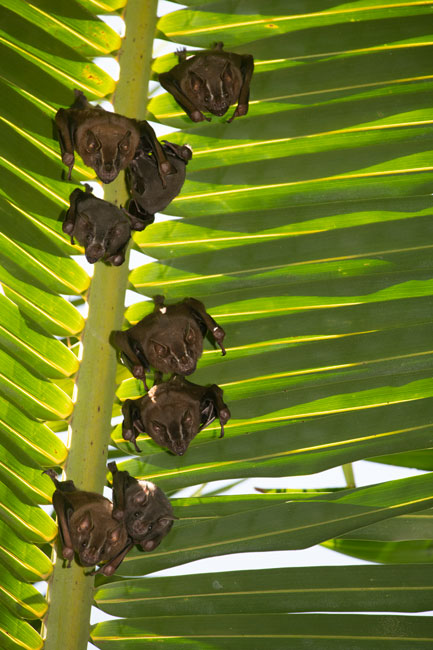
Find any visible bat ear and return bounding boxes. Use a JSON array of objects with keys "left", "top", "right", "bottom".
[
  {"left": 107, "top": 524, "right": 123, "bottom": 543},
  {"left": 189, "top": 71, "right": 203, "bottom": 94},
  {"left": 159, "top": 516, "right": 176, "bottom": 526},
  {"left": 76, "top": 511, "right": 93, "bottom": 532},
  {"left": 150, "top": 339, "right": 170, "bottom": 359},
  {"left": 141, "top": 539, "right": 158, "bottom": 551},
  {"left": 221, "top": 61, "right": 234, "bottom": 84},
  {"left": 85, "top": 130, "right": 101, "bottom": 153},
  {"left": 133, "top": 491, "right": 148, "bottom": 506}
]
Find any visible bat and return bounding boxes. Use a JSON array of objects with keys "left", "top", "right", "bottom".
[
  {"left": 44, "top": 469, "right": 129, "bottom": 576},
  {"left": 159, "top": 42, "right": 254, "bottom": 123},
  {"left": 108, "top": 462, "right": 175, "bottom": 551},
  {"left": 55, "top": 89, "right": 173, "bottom": 184},
  {"left": 112, "top": 295, "right": 226, "bottom": 389},
  {"left": 126, "top": 140, "right": 192, "bottom": 229},
  {"left": 64, "top": 184, "right": 145, "bottom": 266},
  {"left": 121, "top": 375, "right": 231, "bottom": 454}
]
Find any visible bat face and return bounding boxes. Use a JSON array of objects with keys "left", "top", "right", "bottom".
[
  {"left": 64, "top": 190, "right": 131, "bottom": 265},
  {"left": 186, "top": 61, "right": 240, "bottom": 117},
  {"left": 69, "top": 506, "right": 127, "bottom": 567},
  {"left": 128, "top": 141, "right": 192, "bottom": 221},
  {"left": 123, "top": 481, "right": 175, "bottom": 549},
  {"left": 74, "top": 211, "right": 130, "bottom": 265},
  {"left": 113, "top": 297, "right": 226, "bottom": 387},
  {"left": 122, "top": 376, "right": 230, "bottom": 455},
  {"left": 143, "top": 383, "right": 201, "bottom": 456},
  {"left": 75, "top": 118, "right": 140, "bottom": 184},
  {"left": 146, "top": 315, "right": 204, "bottom": 376}
]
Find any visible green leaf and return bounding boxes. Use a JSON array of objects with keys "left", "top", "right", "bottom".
[
  {"left": 0, "top": 481, "right": 57, "bottom": 543},
  {"left": 0, "top": 567, "right": 47, "bottom": 620},
  {"left": 92, "top": 613, "right": 433, "bottom": 650},
  {"left": 0, "top": 602, "right": 43, "bottom": 650},
  {"left": 95, "top": 564, "right": 433, "bottom": 617},
  {"left": 0, "top": 400, "right": 67, "bottom": 467},
  {"left": 0, "top": 521, "right": 52, "bottom": 582},
  {"left": 324, "top": 538, "right": 433, "bottom": 564}
]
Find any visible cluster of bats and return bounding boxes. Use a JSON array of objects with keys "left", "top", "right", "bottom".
[
  {"left": 49, "top": 43, "right": 254, "bottom": 574},
  {"left": 45, "top": 462, "right": 175, "bottom": 576},
  {"left": 47, "top": 294, "right": 230, "bottom": 575},
  {"left": 57, "top": 44, "right": 254, "bottom": 265}
]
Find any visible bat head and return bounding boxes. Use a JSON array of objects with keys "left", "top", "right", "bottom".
[
  {"left": 73, "top": 202, "right": 131, "bottom": 266},
  {"left": 148, "top": 317, "right": 204, "bottom": 376},
  {"left": 75, "top": 118, "right": 140, "bottom": 184},
  {"left": 142, "top": 382, "right": 203, "bottom": 455},
  {"left": 69, "top": 508, "right": 128, "bottom": 567},
  {"left": 124, "top": 480, "right": 175, "bottom": 547},
  {"left": 189, "top": 62, "right": 238, "bottom": 116}
]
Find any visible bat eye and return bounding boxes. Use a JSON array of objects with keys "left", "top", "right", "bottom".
[
  {"left": 223, "top": 92, "right": 229, "bottom": 99},
  {"left": 151, "top": 420, "right": 165, "bottom": 434},
  {"left": 204, "top": 95, "right": 211, "bottom": 102},
  {"left": 81, "top": 541, "right": 87, "bottom": 548},
  {"left": 134, "top": 511, "right": 141, "bottom": 519},
  {"left": 147, "top": 524, "right": 153, "bottom": 532},
  {"left": 120, "top": 142, "right": 129, "bottom": 152}
]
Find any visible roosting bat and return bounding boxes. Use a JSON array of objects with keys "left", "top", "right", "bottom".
[
  {"left": 44, "top": 469, "right": 129, "bottom": 576},
  {"left": 109, "top": 462, "right": 175, "bottom": 551},
  {"left": 55, "top": 89, "right": 173, "bottom": 183},
  {"left": 64, "top": 184, "right": 145, "bottom": 265},
  {"left": 112, "top": 295, "right": 226, "bottom": 389},
  {"left": 159, "top": 42, "right": 254, "bottom": 123},
  {"left": 126, "top": 140, "right": 192, "bottom": 229},
  {"left": 121, "top": 375, "right": 231, "bottom": 454}
]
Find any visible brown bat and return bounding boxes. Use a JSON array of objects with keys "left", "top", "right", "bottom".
[
  {"left": 55, "top": 89, "right": 172, "bottom": 184},
  {"left": 159, "top": 42, "right": 254, "bottom": 123},
  {"left": 109, "top": 462, "right": 175, "bottom": 552},
  {"left": 64, "top": 185, "right": 146, "bottom": 265},
  {"left": 112, "top": 295, "right": 226, "bottom": 389},
  {"left": 44, "top": 469, "right": 129, "bottom": 576},
  {"left": 126, "top": 140, "right": 192, "bottom": 229},
  {"left": 122, "top": 375, "right": 231, "bottom": 454}
]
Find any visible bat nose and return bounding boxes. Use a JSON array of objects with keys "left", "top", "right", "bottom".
[{"left": 86, "top": 243, "right": 105, "bottom": 263}]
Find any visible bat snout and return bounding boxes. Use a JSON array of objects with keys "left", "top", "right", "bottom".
[
  {"left": 98, "top": 164, "right": 119, "bottom": 184},
  {"left": 85, "top": 243, "right": 105, "bottom": 263}
]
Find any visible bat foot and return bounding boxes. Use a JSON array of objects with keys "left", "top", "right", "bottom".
[
  {"left": 63, "top": 547, "right": 74, "bottom": 562},
  {"left": 112, "top": 508, "right": 124, "bottom": 522},
  {"left": 62, "top": 221, "right": 74, "bottom": 235},
  {"left": 108, "top": 461, "right": 117, "bottom": 473},
  {"left": 190, "top": 110, "right": 207, "bottom": 123},
  {"left": 212, "top": 326, "right": 226, "bottom": 355},
  {"left": 42, "top": 468, "right": 58, "bottom": 480},
  {"left": 226, "top": 104, "right": 248, "bottom": 123}
]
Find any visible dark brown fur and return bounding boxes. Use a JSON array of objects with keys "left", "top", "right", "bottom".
[
  {"left": 44, "top": 470, "right": 128, "bottom": 575},
  {"left": 126, "top": 140, "right": 192, "bottom": 229},
  {"left": 55, "top": 90, "right": 173, "bottom": 183},
  {"left": 109, "top": 462, "right": 175, "bottom": 551},
  {"left": 64, "top": 185, "right": 145, "bottom": 266},
  {"left": 159, "top": 42, "right": 254, "bottom": 123},
  {"left": 112, "top": 296, "right": 226, "bottom": 389},
  {"left": 122, "top": 375, "right": 231, "bottom": 454}
]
